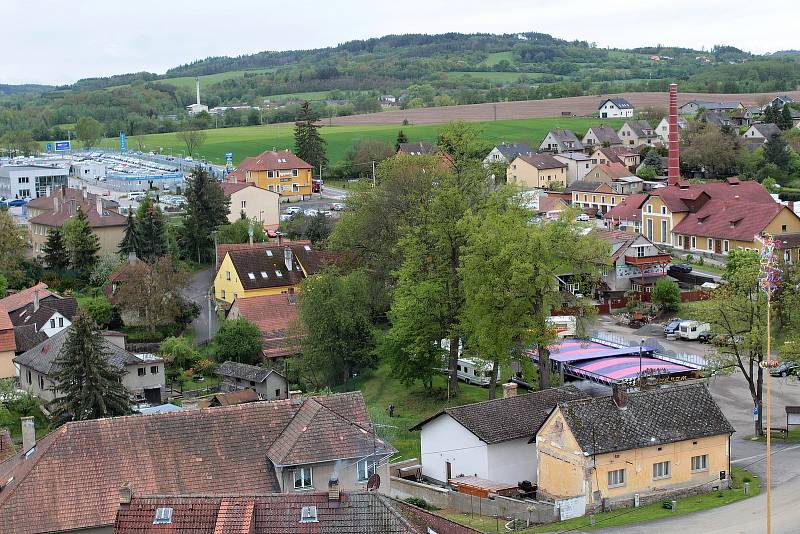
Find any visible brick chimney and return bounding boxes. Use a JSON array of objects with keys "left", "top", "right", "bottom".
[
  {"left": 119, "top": 483, "right": 132, "bottom": 505},
  {"left": 289, "top": 390, "right": 302, "bottom": 405},
  {"left": 284, "top": 246, "right": 293, "bottom": 272},
  {"left": 502, "top": 382, "right": 518, "bottom": 399},
  {"left": 667, "top": 83, "right": 680, "bottom": 186},
  {"left": 611, "top": 383, "right": 628, "bottom": 410},
  {"left": 21, "top": 416, "right": 35, "bottom": 453},
  {"left": 33, "top": 289, "right": 40, "bottom": 312},
  {"left": 53, "top": 195, "right": 59, "bottom": 213},
  {"left": 328, "top": 475, "right": 340, "bottom": 502}
]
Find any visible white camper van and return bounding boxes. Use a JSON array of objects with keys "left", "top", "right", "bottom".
[
  {"left": 456, "top": 358, "right": 491, "bottom": 386},
  {"left": 676, "top": 320, "right": 711, "bottom": 341}
]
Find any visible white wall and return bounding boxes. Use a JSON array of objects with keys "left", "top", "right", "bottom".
[
  {"left": 39, "top": 312, "right": 71, "bottom": 337},
  {"left": 420, "top": 414, "right": 488, "bottom": 484},
  {"left": 486, "top": 437, "right": 538, "bottom": 485}
]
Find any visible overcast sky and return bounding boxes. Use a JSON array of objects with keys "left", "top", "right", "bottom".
[{"left": 4, "top": 0, "right": 795, "bottom": 85}]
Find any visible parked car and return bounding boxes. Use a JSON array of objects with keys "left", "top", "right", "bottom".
[
  {"left": 284, "top": 206, "right": 301, "bottom": 215},
  {"left": 663, "top": 318, "right": 682, "bottom": 335},
  {"left": 576, "top": 214, "right": 590, "bottom": 222},
  {"left": 8, "top": 199, "right": 27, "bottom": 206},
  {"left": 671, "top": 263, "right": 693, "bottom": 274},
  {"left": 330, "top": 203, "right": 346, "bottom": 211},
  {"left": 771, "top": 362, "right": 800, "bottom": 377},
  {"left": 303, "top": 208, "right": 319, "bottom": 217}
]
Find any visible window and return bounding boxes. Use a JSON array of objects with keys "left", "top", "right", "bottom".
[
  {"left": 723, "top": 240, "right": 729, "bottom": 253},
  {"left": 691, "top": 454, "right": 708, "bottom": 472},
  {"left": 646, "top": 205, "right": 653, "bottom": 213},
  {"left": 58, "top": 317, "right": 64, "bottom": 327},
  {"left": 50, "top": 319, "right": 56, "bottom": 329},
  {"left": 653, "top": 461, "right": 671, "bottom": 480},
  {"left": 225, "top": 271, "right": 231, "bottom": 281},
  {"left": 150, "top": 366, "right": 159, "bottom": 374},
  {"left": 39, "top": 376, "right": 45, "bottom": 389},
  {"left": 294, "top": 466, "right": 313, "bottom": 489},
  {"left": 707, "top": 238, "right": 713, "bottom": 250},
  {"left": 26, "top": 370, "right": 31, "bottom": 384},
  {"left": 782, "top": 224, "right": 788, "bottom": 232},
  {"left": 292, "top": 169, "right": 299, "bottom": 177},
  {"left": 358, "top": 458, "right": 378, "bottom": 481},
  {"left": 299, "top": 506, "right": 318, "bottom": 523},
  {"left": 607, "top": 469, "right": 625, "bottom": 488},
  {"left": 691, "top": 236, "right": 696, "bottom": 249},
  {"left": 678, "top": 235, "right": 684, "bottom": 246},
  {"left": 267, "top": 171, "right": 274, "bottom": 178},
  {"left": 646, "top": 219, "right": 653, "bottom": 240},
  {"left": 292, "top": 183, "right": 299, "bottom": 192},
  {"left": 249, "top": 380, "right": 255, "bottom": 386},
  {"left": 154, "top": 507, "right": 173, "bottom": 525},
  {"left": 661, "top": 206, "right": 667, "bottom": 214},
  {"left": 275, "top": 388, "right": 281, "bottom": 397},
  {"left": 636, "top": 246, "right": 646, "bottom": 258},
  {"left": 248, "top": 273, "right": 255, "bottom": 280},
  {"left": 268, "top": 185, "right": 274, "bottom": 191},
  {"left": 260, "top": 271, "right": 268, "bottom": 278},
  {"left": 138, "top": 367, "right": 146, "bottom": 376},
  {"left": 221, "top": 289, "right": 226, "bottom": 299},
  {"left": 241, "top": 200, "right": 246, "bottom": 209}
]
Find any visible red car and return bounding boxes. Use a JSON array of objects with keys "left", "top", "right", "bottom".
[{"left": 312, "top": 179, "right": 323, "bottom": 193}]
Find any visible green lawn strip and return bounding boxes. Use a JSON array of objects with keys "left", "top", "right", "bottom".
[
  {"left": 438, "top": 467, "right": 759, "bottom": 533},
  {"left": 744, "top": 427, "right": 800, "bottom": 444}
]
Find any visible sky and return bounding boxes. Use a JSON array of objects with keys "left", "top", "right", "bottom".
[{"left": 4, "top": 0, "right": 796, "bottom": 85}]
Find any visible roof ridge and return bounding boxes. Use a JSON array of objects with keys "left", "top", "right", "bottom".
[{"left": 446, "top": 385, "right": 578, "bottom": 413}]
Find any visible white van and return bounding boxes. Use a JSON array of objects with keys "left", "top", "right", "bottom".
[
  {"left": 676, "top": 320, "right": 711, "bottom": 341},
  {"left": 456, "top": 358, "right": 491, "bottom": 386},
  {"left": 547, "top": 315, "right": 577, "bottom": 338}
]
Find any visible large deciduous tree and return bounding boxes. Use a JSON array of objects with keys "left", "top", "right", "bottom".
[
  {"left": 179, "top": 167, "right": 230, "bottom": 263},
  {"left": 114, "top": 256, "right": 190, "bottom": 333},
  {"left": 176, "top": 121, "right": 207, "bottom": 157},
  {"left": 681, "top": 122, "right": 741, "bottom": 178},
  {"left": 0, "top": 210, "right": 28, "bottom": 281},
  {"left": 294, "top": 101, "right": 327, "bottom": 171},
  {"left": 75, "top": 117, "right": 103, "bottom": 148},
  {"left": 213, "top": 318, "right": 263, "bottom": 365}
]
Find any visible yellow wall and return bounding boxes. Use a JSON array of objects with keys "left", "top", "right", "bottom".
[
  {"left": 0, "top": 350, "right": 16, "bottom": 379},
  {"left": 31, "top": 223, "right": 124, "bottom": 257},
  {"left": 508, "top": 159, "right": 567, "bottom": 190},
  {"left": 536, "top": 410, "right": 586, "bottom": 499},
  {"left": 214, "top": 253, "right": 298, "bottom": 303},
  {"left": 641, "top": 196, "right": 685, "bottom": 246},
  {"left": 674, "top": 208, "right": 800, "bottom": 254},
  {"left": 246, "top": 168, "right": 313, "bottom": 197}
]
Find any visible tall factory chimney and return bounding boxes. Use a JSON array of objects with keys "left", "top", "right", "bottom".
[
  {"left": 667, "top": 83, "right": 680, "bottom": 186},
  {"left": 195, "top": 77, "right": 201, "bottom": 106}
]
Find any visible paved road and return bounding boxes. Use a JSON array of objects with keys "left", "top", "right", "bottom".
[{"left": 185, "top": 267, "right": 218, "bottom": 344}]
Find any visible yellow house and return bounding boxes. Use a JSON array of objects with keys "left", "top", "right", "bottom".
[
  {"left": 568, "top": 182, "right": 628, "bottom": 215},
  {"left": 536, "top": 383, "right": 733, "bottom": 512},
  {"left": 214, "top": 242, "right": 330, "bottom": 303},
  {"left": 507, "top": 154, "right": 568, "bottom": 190},
  {"left": 237, "top": 149, "right": 313, "bottom": 199}
]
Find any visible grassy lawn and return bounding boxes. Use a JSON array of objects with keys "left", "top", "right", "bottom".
[
  {"left": 745, "top": 427, "right": 800, "bottom": 444},
  {"left": 90, "top": 117, "right": 623, "bottom": 168},
  {"left": 343, "top": 360, "right": 495, "bottom": 461},
  {"left": 173, "top": 373, "right": 220, "bottom": 393},
  {"left": 438, "top": 467, "right": 759, "bottom": 533},
  {"left": 479, "top": 52, "right": 516, "bottom": 67}
]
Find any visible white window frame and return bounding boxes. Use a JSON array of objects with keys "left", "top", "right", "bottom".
[
  {"left": 723, "top": 240, "right": 729, "bottom": 253},
  {"left": 607, "top": 468, "right": 625, "bottom": 488},
  {"left": 653, "top": 461, "right": 671, "bottom": 480},
  {"left": 707, "top": 238, "right": 713, "bottom": 251},
  {"left": 241, "top": 200, "right": 246, "bottom": 209},
  {"left": 294, "top": 466, "right": 313, "bottom": 489},
  {"left": 358, "top": 458, "right": 378, "bottom": 481},
  {"left": 691, "top": 236, "right": 696, "bottom": 249},
  {"left": 691, "top": 454, "right": 708, "bottom": 472}
]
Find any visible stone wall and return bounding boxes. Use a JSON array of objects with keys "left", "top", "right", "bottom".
[{"left": 601, "top": 478, "right": 731, "bottom": 511}]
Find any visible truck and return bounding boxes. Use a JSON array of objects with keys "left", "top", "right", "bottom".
[{"left": 676, "top": 320, "right": 711, "bottom": 341}]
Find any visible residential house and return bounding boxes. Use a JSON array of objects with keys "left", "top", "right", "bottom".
[
  {"left": 380, "top": 94, "right": 399, "bottom": 108},
  {"left": 617, "top": 120, "right": 659, "bottom": 148},
  {"left": 220, "top": 182, "right": 280, "bottom": 226},
  {"left": 566, "top": 182, "right": 628, "bottom": 215},
  {"left": 536, "top": 384, "right": 734, "bottom": 511},
  {"left": 598, "top": 98, "right": 634, "bottom": 118},
  {"left": 586, "top": 163, "right": 643, "bottom": 194},
  {"left": 775, "top": 232, "right": 800, "bottom": 264},
  {"left": 679, "top": 100, "right": 743, "bottom": 115},
  {"left": 0, "top": 391, "right": 394, "bottom": 534},
  {"left": 15, "top": 328, "right": 166, "bottom": 405},
  {"left": 771, "top": 95, "right": 795, "bottom": 109},
  {"left": 29, "top": 189, "right": 127, "bottom": 257},
  {"left": 113, "top": 493, "right": 481, "bottom": 534},
  {"left": 411, "top": 384, "right": 587, "bottom": 485},
  {"left": 206, "top": 388, "right": 261, "bottom": 407},
  {"left": 215, "top": 360, "right": 289, "bottom": 400},
  {"left": 594, "top": 229, "right": 671, "bottom": 294},
  {"left": 742, "top": 123, "right": 781, "bottom": 142},
  {"left": 603, "top": 193, "right": 648, "bottom": 233},
  {"left": 698, "top": 111, "right": 734, "bottom": 128},
  {"left": 537, "top": 194, "right": 570, "bottom": 219},
  {"left": 397, "top": 142, "right": 436, "bottom": 155},
  {"left": 235, "top": 149, "right": 313, "bottom": 200},
  {"left": 214, "top": 241, "right": 334, "bottom": 304},
  {"left": 8, "top": 294, "right": 77, "bottom": 350},
  {"left": 553, "top": 152, "right": 593, "bottom": 185},
  {"left": 27, "top": 185, "right": 119, "bottom": 218},
  {"left": 483, "top": 142, "right": 532, "bottom": 166},
  {"left": 538, "top": 129, "right": 584, "bottom": 153},
  {"left": 227, "top": 292, "right": 299, "bottom": 361},
  {"left": 507, "top": 154, "right": 568, "bottom": 190},
  {"left": 655, "top": 116, "right": 686, "bottom": 143},
  {"left": 590, "top": 144, "right": 641, "bottom": 168},
  {"left": 581, "top": 125, "right": 622, "bottom": 148}
]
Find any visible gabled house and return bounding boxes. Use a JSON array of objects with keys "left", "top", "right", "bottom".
[
  {"left": 220, "top": 182, "right": 280, "bottom": 226},
  {"left": 215, "top": 360, "right": 289, "bottom": 400},
  {"left": 411, "top": 384, "right": 587, "bottom": 485},
  {"left": 698, "top": 111, "right": 733, "bottom": 128},
  {"left": 235, "top": 149, "right": 314, "bottom": 200},
  {"left": 0, "top": 391, "right": 394, "bottom": 534},
  {"left": 397, "top": 142, "right": 436, "bottom": 155},
  {"left": 603, "top": 193, "right": 648, "bottom": 233},
  {"left": 594, "top": 229, "right": 671, "bottom": 294},
  {"left": 582, "top": 125, "right": 622, "bottom": 148},
  {"left": 679, "top": 100, "right": 743, "bottom": 115},
  {"left": 589, "top": 146, "right": 640, "bottom": 171},
  {"left": 742, "top": 123, "right": 781, "bottom": 142},
  {"left": 771, "top": 95, "right": 795, "bottom": 109},
  {"left": 536, "top": 384, "right": 734, "bottom": 511},
  {"left": 507, "top": 154, "right": 568, "bottom": 190},
  {"left": 598, "top": 97, "right": 634, "bottom": 118},
  {"left": 483, "top": 142, "right": 532, "bottom": 166},
  {"left": 228, "top": 292, "right": 299, "bottom": 361},
  {"left": 585, "top": 163, "right": 643, "bottom": 194},
  {"left": 15, "top": 328, "right": 166, "bottom": 405},
  {"left": 538, "top": 129, "right": 584, "bottom": 153},
  {"left": 655, "top": 116, "right": 686, "bottom": 143},
  {"left": 617, "top": 120, "right": 659, "bottom": 148},
  {"left": 566, "top": 181, "right": 629, "bottom": 215},
  {"left": 553, "top": 152, "right": 593, "bottom": 185}
]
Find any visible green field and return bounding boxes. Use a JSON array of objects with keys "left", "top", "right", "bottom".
[
  {"left": 479, "top": 51, "right": 516, "bottom": 67},
  {"left": 95, "top": 116, "right": 622, "bottom": 167}
]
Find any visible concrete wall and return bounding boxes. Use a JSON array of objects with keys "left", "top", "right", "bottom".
[
  {"left": 420, "top": 414, "right": 488, "bottom": 484},
  {"left": 228, "top": 187, "right": 280, "bottom": 226},
  {"left": 486, "top": 437, "right": 538, "bottom": 486}
]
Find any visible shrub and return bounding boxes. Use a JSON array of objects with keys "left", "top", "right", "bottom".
[{"left": 404, "top": 497, "right": 438, "bottom": 511}]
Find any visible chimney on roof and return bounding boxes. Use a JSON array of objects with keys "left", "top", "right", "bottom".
[
  {"left": 119, "top": 483, "right": 132, "bottom": 505},
  {"left": 611, "top": 383, "right": 628, "bottom": 410},
  {"left": 21, "top": 416, "right": 35, "bottom": 454},
  {"left": 328, "top": 475, "right": 340, "bottom": 502},
  {"left": 289, "top": 390, "right": 302, "bottom": 405},
  {"left": 287, "top": 287, "right": 297, "bottom": 304},
  {"left": 96, "top": 195, "right": 103, "bottom": 216},
  {"left": 33, "top": 289, "right": 40, "bottom": 312},
  {"left": 284, "top": 246, "right": 293, "bottom": 272},
  {"left": 502, "top": 382, "right": 518, "bottom": 399},
  {"left": 82, "top": 187, "right": 88, "bottom": 200},
  {"left": 53, "top": 195, "right": 59, "bottom": 213},
  {"left": 46, "top": 185, "right": 51, "bottom": 198},
  {"left": 128, "top": 251, "right": 138, "bottom": 265},
  {"left": 667, "top": 83, "right": 680, "bottom": 186},
  {"left": 248, "top": 221, "right": 254, "bottom": 246}
]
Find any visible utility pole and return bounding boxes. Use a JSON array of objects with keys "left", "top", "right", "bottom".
[
  {"left": 372, "top": 160, "right": 376, "bottom": 187},
  {"left": 206, "top": 291, "right": 213, "bottom": 342}
]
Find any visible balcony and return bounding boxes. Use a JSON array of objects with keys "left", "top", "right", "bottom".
[{"left": 624, "top": 254, "right": 672, "bottom": 266}]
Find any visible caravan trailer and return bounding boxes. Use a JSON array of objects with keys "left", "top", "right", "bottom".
[
  {"left": 547, "top": 316, "right": 577, "bottom": 338},
  {"left": 456, "top": 358, "right": 491, "bottom": 386},
  {"left": 676, "top": 320, "right": 710, "bottom": 341}
]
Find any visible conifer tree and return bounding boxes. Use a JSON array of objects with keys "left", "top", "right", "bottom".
[
  {"left": 42, "top": 227, "right": 70, "bottom": 270},
  {"left": 294, "top": 101, "right": 327, "bottom": 171},
  {"left": 779, "top": 105, "right": 793, "bottom": 130},
  {"left": 136, "top": 196, "right": 168, "bottom": 262},
  {"left": 118, "top": 211, "right": 139, "bottom": 258},
  {"left": 395, "top": 130, "right": 408, "bottom": 151},
  {"left": 67, "top": 206, "right": 100, "bottom": 278},
  {"left": 179, "top": 167, "right": 230, "bottom": 263},
  {"left": 50, "top": 310, "right": 131, "bottom": 424}
]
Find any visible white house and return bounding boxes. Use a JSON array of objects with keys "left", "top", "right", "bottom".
[
  {"left": 742, "top": 123, "right": 781, "bottom": 141},
  {"left": 655, "top": 117, "right": 687, "bottom": 143},
  {"left": 553, "top": 152, "right": 593, "bottom": 185},
  {"left": 482, "top": 142, "right": 532, "bottom": 166},
  {"left": 411, "top": 384, "right": 587, "bottom": 485},
  {"left": 598, "top": 98, "right": 634, "bottom": 118}
]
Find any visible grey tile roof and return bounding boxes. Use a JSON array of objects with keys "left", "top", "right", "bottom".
[
  {"left": 564, "top": 180, "right": 604, "bottom": 193},
  {"left": 10, "top": 298, "right": 78, "bottom": 331},
  {"left": 411, "top": 386, "right": 587, "bottom": 444},
  {"left": 495, "top": 142, "right": 532, "bottom": 160},
  {"left": 624, "top": 120, "right": 655, "bottom": 138},
  {"left": 518, "top": 153, "right": 568, "bottom": 170},
  {"left": 585, "top": 125, "right": 622, "bottom": 145},
  {"left": 545, "top": 129, "right": 584, "bottom": 151},
  {"left": 215, "top": 360, "right": 284, "bottom": 384},
  {"left": 751, "top": 123, "right": 781, "bottom": 138},
  {"left": 601, "top": 98, "right": 633, "bottom": 110},
  {"left": 555, "top": 383, "right": 734, "bottom": 455}
]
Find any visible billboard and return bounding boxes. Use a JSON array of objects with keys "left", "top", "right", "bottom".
[
  {"left": 119, "top": 132, "right": 127, "bottom": 153},
  {"left": 54, "top": 141, "right": 71, "bottom": 152},
  {"left": 225, "top": 151, "right": 233, "bottom": 166}
]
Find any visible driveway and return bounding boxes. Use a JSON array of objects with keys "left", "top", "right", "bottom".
[{"left": 184, "top": 267, "right": 218, "bottom": 343}]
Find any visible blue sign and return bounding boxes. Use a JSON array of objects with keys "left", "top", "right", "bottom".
[
  {"left": 54, "top": 141, "right": 71, "bottom": 152},
  {"left": 753, "top": 404, "right": 759, "bottom": 421},
  {"left": 225, "top": 151, "right": 233, "bottom": 166},
  {"left": 119, "top": 132, "right": 127, "bottom": 153},
  {"left": 45, "top": 143, "right": 52, "bottom": 152}
]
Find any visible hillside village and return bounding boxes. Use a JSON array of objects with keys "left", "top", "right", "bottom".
[{"left": 1, "top": 21, "right": 800, "bottom": 534}]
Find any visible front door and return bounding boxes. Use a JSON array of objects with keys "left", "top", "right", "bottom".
[
  {"left": 715, "top": 240, "right": 722, "bottom": 254},
  {"left": 601, "top": 112, "right": 608, "bottom": 118},
  {"left": 683, "top": 237, "right": 690, "bottom": 251},
  {"left": 446, "top": 461, "right": 452, "bottom": 482}
]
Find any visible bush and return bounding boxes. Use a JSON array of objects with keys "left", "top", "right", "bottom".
[
  {"left": 404, "top": 497, "right": 438, "bottom": 511},
  {"left": 81, "top": 296, "right": 113, "bottom": 327},
  {"left": 160, "top": 336, "right": 199, "bottom": 370},
  {"left": 213, "top": 318, "right": 263, "bottom": 365},
  {"left": 653, "top": 279, "right": 681, "bottom": 312}
]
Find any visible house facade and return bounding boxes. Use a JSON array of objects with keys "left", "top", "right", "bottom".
[
  {"left": 679, "top": 100, "right": 743, "bottom": 115},
  {"left": 538, "top": 129, "right": 584, "bottom": 153},
  {"left": 536, "top": 384, "right": 733, "bottom": 511},
  {"left": 655, "top": 117, "right": 686, "bottom": 143},
  {"left": 216, "top": 360, "right": 289, "bottom": 400},
  {"left": 568, "top": 182, "right": 629, "bottom": 215},
  {"left": 617, "top": 120, "right": 659, "bottom": 148},
  {"left": 595, "top": 229, "right": 671, "bottom": 293},
  {"left": 742, "top": 123, "right": 781, "bottom": 141},
  {"left": 220, "top": 182, "right": 280, "bottom": 226},
  {"left": 507, "top": 154, "right": 568, "bottom": 190},
  {"left": 0, "top": 164, "right": 69, "bottom": 201},
  {"left": 582, "top": 125, "right": 622, "bottom": 148},
  {"left": 598, "top": 98, "right": 634, "bottom": 118},
  {"left": 483, "top": 142, "right": 532, "bottom": 166},
  {"left": 553, "top": 152, "right": 593, "bottom": 185},
  {"left": 236, "top": 150, "right": 313, "bottom": 200}
]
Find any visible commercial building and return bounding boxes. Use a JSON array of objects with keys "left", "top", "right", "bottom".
[{"left": 0, "top": 164, "right": 69, "bottom": 200}]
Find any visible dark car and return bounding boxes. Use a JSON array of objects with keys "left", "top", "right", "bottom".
[
  {"left": 8, "top": 199, "right": 27, "bottom": 207},
  {"left": 670, "top": 264, "right": 693, "bottom": 274},
  {"left": 663, "top": 318, "right": 682, "bottom": 335},
  {"left": 697, "top": 331, "right": 716, "bottom": 343},
  {"left": 770, "top": 362, "right": 800, "bottom": 377}
]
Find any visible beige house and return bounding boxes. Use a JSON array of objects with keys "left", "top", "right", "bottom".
[
  {"left": 617, "top": 120, "right": 659, "bottom": 148},
  {"left": 508, "top": 154, "right": 568, "bottom": 190},
  {"left": 221, "top": 182, "right": 280, "bottom": 226}
]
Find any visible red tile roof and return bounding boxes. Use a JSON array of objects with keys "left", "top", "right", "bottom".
[
  {"left": 0, "top": 392, "right": 384, "bottom": 534},
  {"left": 220, "top": 182, "right": 254, "bottom": 196},
  {"left": 29, "top": 199, "right": 127, "bottom": 228},
  {"left": 238, "top": 150, "right": 313, "bottom": 172},
  {"left": 649, "top": 179, "right": 773, "bottom": 213},
  {"left": 604, "top": 193, "right": 648, "bottom": 223},
  {"left": 0, "top": 310, "right": 14, "bottom": 352},
  {"left": 211, "top": 389, "right": 261, "bottom": 406},
  {"left": 0, "top": 283, "right": 51, "bottom": 314},
  {"left": 27, "top": 187, "right": 118, "bottom": 211},
  {"left": 672, "top": 199, "right": 793, "bottom": 242},
  {"left": 232, "top": 294, "right": 299, "bottom": 359},
  {"left": 594, "top": 162, "right": 634, "bottom": 180},
  {"left": 537, "top": 195, "right": 568, "bottom": 213}
]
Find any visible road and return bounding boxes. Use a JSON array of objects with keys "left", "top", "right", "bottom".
[{"left": 185, "top": 267, "right": 218, "bottom": 344}]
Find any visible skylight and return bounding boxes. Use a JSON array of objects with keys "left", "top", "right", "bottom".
[
  {"left": 266, "top": 250, "right": 273, "bottom": 257},
  {"left": 248, "top": 273, "right": 255, "bottom": 280},
  {"left": 300, "top": 506, "right": 318, "bottom": 523},
  {"left": 303, "top": 245, "right": 311, "bottom": 251},
  {"left": 275, "top": 270, "right": 283, "bottom": 277},
  {"left": 153, "top": 507, "right": 173, "bottom": 525},
  {"left": 260, "top": 271, "right": 268, "bottom": 278}
]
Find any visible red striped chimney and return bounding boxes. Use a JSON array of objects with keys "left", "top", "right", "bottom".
[{"left": 667, "top": 83, "right": 680, "bottom": 186}]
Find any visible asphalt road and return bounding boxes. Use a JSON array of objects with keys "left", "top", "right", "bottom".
[{"left": 185, "top": 267, "right": 218, "bottom": 344}]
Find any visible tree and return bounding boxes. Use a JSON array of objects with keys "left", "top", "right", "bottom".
[
  {"left": 763, "top": 134, "right": 789, "bottom": 170},
  {"left": 89, "top": 253, "right": 121, "bottom": 287},
  {"left": 81, "top": 295, "right": 113, "bottom": 327},
  {"left": 175, "top": 122, "right": 207, "bottom": 157},
  {"left": 304, "top": 212, "right": 333, "bottom": 244},
  {"left": 761, "top": 176, "right": 779, "bottom": 193},
  {"left": 50, "top": 310, "right": 131, "bottom": 424},
  {"left": 0, "top": 210, "right": 26, "bottom": 282},
  {"left": 641, "top": 149, "right": 663, "bottom": 173},
  {"left": 636, "top": 166, "right": 657, "bottom": 179},
  {"left": 294, "top": 101, "right": 327, "bottom": 171},
  {"left": 75, "top": 117, "right": 103, "bottom": 148},
  {"left": 135, "top": 196, "right": 169, "bottom": 262},
  {"left": 179, "top": 167, "right": 230, "bottom": 263},
  {"left": 652, "top": 278, "right": 680, "bottom": 312},
  {"left": 395, "top": 130, "right": 409, "bottom": 151},
  {"left": 637, "top": 107, "right": 666, "bottom": 127},
  {"left": 114, "top": 256, "right": 190, "bottom": 332},
  {"left": 290, "top": 269, "right": 375, "bottom": 388},
  {"left": 118, "top": 210, "right": 139, "bottom": 258},
  {"left": 681, "top": 122, "right": 741, "bottom": 178},
  {"left": 217, "top": 218, "right": 267, "bottom": 244},
  {"left": 63, "top": 206, "right": 100, "bottom": 279},
  {"left": 779, "top": 105, "right": 793, "bottom": 130},
  {"left": 213, "top": 318, "right": 263, "bottom": 365},
  {"left": 0, "top": 274, "right": 6, "bottom": 298},
  {"left": 345, "top": 139, "right": 394, "bottom": 176},
  {"left": 160, "top": 336, "right": 199, "bottom": 370}
]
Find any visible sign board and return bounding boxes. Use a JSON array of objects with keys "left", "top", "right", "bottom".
[
  {"left": 753, "top": 404, "right": 759, "bottom": 422},
  {"left": 45, "top": 143, "right": 52, "bottom": 152},
  {"left": 119, "top": 132, "right": 127, "bottom": 153},
  {"left": 555, "top": 496, "right": 585, "bottom": 521},
  {"left": 787, "top": 406, "right": 800, "bottom": 426},
  {"left": 54, "top": 141, "right": 71, "bottom": 152},
  {"left": 225, "top": 151, "right": 233, "bottom": 166}
]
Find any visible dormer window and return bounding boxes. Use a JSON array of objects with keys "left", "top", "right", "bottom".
[
  {"left": 300, "top": 505, "right": 318, "bottom": 523},
  {"left": 275, "top": 270, "right": 283, "bottom": 277},
  {"left": 260, "top": 271, "right": 268, "bottom": 278}
]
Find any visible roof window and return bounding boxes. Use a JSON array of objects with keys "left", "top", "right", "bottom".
[
  {"left": 300, "top": 506, "right": 318, "bottom": 523},
  {"left": 266, "top": 250, "right": 273, "bottom": 257},
  {"left": 275, "top": 270, "right": 283, "bottom": 277},
  {"left": 248, "top": 273, "right": 255, "bottom": 280},
  {"left": 153, "top": 507, "right": 173, "bottom": 525},
  {"left": 260, "top": 271, "right": 268, "bottom": 278},
  {"left": 303, "top": 245, "right": 311, "bottom": 251}
]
